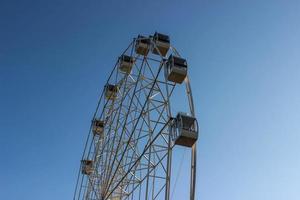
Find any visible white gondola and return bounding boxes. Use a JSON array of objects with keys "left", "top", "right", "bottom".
[
  {"left": 119, "top": 55, "right": 134, "bottom": 74},
  {"left": 173, "top": 112, "right": 198, "bottom": 147},
  {"left": 151, "top": 32, "right": 170, "bottom": 57},
  {"left": 92, "top": 119, "right": 104, "bottom": 136},
  {"left": 81, "top": 160, "right": 93, "bottom": 175},
  {"left": 105, "top": 84, "right": 119, "bottom": 100},
  {"left": 165, "top": 54, "right": 187, "bottom": 84},
  {"left": 135, "top": 35, "right": 150, "bottom": 56}
]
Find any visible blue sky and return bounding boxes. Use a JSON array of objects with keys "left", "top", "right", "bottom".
[{"left": 1, "top": 0, "right": 300, "bottom": 199}]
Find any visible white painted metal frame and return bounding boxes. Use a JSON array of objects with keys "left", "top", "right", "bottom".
[{"left": 74, "top": 35, "right": 197, "bottom": 200}]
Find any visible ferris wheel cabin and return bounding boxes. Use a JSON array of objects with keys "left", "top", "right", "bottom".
[
  {"left": 81, "top": 160, "right": 93, "bottom": 175},
  {"left": 119, "top": 55, "right": 134, "bottom": 74},
  {"left": 135, "top": 35, "right": 150, "bottom": 56},
  {"left": 174, "top": 112, "right": 198, "bottom": 147},
  {"left": 92, "top": 119, "right": 104, "bottom": 136},
  {"left": 151, "top": 32, "right": 170, "bottom": 57},
  {"left": 105, "top": 84, "right": 119, "bottom": 100},
  {"left": 166, "top": 55, "right": 188, "bottom": 84}
]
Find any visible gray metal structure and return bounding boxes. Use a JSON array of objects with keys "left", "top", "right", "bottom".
[{"left": 74, "top": 32, "right": 198, "bottom": 200}]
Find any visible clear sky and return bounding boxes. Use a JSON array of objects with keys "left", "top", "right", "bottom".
[{"left": 1, "top": 0, "right": 300, "bottom": 200}]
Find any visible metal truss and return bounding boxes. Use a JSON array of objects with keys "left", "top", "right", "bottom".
[{"left": 74, "top": 35, "right": 197, "bottom": 200}]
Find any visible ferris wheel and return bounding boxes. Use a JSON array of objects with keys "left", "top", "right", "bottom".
[{"left": 74, "top": 32, "right": 199, "bottom": 200}]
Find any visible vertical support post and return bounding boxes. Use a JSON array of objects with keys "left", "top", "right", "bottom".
[
  {"left": 165, "top": 61, "right": 172, "bottom": 200},
  {"left": 184, "top": 76, "right": 197, "bottom": 200},
  {"left": 190, "top": 144, "right": 196, "bottom": 200},
  {"left": 145, "top": 99, "right": 152, "bottom": 200},
  {"left": 165, "top": 133, "right": 172, "bottom": 200}
]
